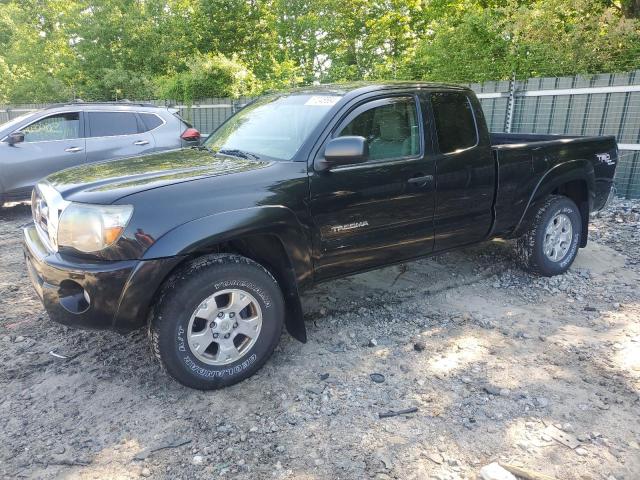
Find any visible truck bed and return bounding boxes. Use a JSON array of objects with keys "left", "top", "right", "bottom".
[{"left": 488, "top": 132, "right": 618, "bottom": 238}]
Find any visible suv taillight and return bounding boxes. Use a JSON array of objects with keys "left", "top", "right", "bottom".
[{"left": 181, "top": 128, "right": 201, "bottom": 141}]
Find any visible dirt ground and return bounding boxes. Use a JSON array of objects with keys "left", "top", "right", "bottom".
[{"left": 1, "top": 199, "right": 639, "bottom": 480}]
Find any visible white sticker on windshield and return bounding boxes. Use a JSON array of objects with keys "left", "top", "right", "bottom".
[{"left": 304, "top": 95, "right": 341, "bottom": 106}]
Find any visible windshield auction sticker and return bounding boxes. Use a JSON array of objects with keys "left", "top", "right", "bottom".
[{"left": 304, "top": 95, "right": 342, "bottom": 106}]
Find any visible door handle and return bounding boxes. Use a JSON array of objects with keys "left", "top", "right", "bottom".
[
  {"left": 407, "top": 174, "right": 433, "bottom": 187},
  {"left": 133, "top": 140, "right": 149, "bottom": 146},
  {"left": 64, "top": 146, "right": 83, "bottom": 153}
]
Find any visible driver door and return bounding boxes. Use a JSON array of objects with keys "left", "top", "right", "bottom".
[{"left": 309, "top": 94, "right": 435, "bottom": 280}]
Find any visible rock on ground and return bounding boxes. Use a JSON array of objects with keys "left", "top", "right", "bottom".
[{"left": 479, "top": 463, "right": 517, "bottom": 480}]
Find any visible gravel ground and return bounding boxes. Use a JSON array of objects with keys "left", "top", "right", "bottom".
[{"left": 0, "top": 199, "right": 639, "bottom": 480}]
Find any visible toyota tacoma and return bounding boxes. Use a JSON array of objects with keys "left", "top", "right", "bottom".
[{"left": 23, "top": 83, "right": 618, "bottom": 389}]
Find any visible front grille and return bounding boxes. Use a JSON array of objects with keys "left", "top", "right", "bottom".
[
  {"left": 31, "top": 183, "right": 68, "bottom": 252},
  {"left": 31, "top": 187, "right": 50, "bottom": 239}
]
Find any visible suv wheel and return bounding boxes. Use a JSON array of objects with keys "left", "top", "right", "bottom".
[
  {"left": 516, "top": 195, "right": 582, "bottom": 276},
  {"left": 149, "top": 254, "right": 285, "bottom": 389}
]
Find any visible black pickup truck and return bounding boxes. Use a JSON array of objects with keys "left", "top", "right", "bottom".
[{"left": 23, "top": 82, "right": 618, "bottom": 389}]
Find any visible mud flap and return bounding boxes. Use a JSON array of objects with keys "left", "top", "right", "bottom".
[
  {"left": 580, "top": 200, "right": 589, "bottom": 248},
  {"left": 284, "top": 289, "right": 307, "bottom": 343},
  {"left": 267, "top": 254, "right": 307, "bottom": 343}
]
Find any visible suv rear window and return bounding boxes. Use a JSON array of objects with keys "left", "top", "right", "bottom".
[
  {"left": 88, "top": 112, "right": 139, "bottom": 137},
  {"left": 139, "top": 113, "right": 164, "bottom": 131},
  {"left": 431, "top": 92, "right": 477, "bottom": 153}
]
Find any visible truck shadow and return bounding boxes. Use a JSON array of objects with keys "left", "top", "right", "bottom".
[{"left": 0, "top": 201, "right": 31, "bottom": 220}]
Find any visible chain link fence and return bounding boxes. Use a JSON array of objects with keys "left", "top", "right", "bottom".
[{"left": 2, "top": 71, "right": 639, "bottom": 197}]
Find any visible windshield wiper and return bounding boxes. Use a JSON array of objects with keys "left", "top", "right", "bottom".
[{"left": 218, "top": 148, "right": 260, "bottom": 160}]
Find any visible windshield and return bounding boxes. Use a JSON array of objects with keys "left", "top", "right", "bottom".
[{"left": 204, "top": 93, "right": 342, "bottom": 160}]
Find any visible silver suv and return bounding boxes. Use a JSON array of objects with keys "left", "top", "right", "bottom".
[{"left": 0, "top": 102, "right": 201, "bottom": 207}]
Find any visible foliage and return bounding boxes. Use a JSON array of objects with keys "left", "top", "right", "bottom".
[
  {"left": 0, "top": 1, "right": 79, "bottom": 102},
  {"left": 156, "top": 53, "right": 261, "bottom": 102},
  {"left": 0, "top": 60, "right": 11, "bottom": 103},
  {"left": 401, "top": 0, "right": 640, "bottom": 83},
  {"left": 400, "top": 8, "right": 514, "bottom": 83},
  {"left": 0, "top": 0, "right": 638, "bottom": 103},
  {"left": 78, "top": 68, "right": 156, "bottom": 101}
]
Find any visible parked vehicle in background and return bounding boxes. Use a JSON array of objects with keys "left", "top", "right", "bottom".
[
  {"left": 22, "top": 83, "right": 618, "bottom": 390},
  {"left": 0, "top": 102, "right": 200, "bottom": 207}
]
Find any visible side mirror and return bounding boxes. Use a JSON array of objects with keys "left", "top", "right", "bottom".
[
  {"left": 7, "top": 131, "right": 25, "bottom": 146},
  {"left": 316, "top": 136, "right": 368, "bottom": 171}
]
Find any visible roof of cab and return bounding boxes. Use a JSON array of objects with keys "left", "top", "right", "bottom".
[
  {"left": 41, "top": 82, "right": 467, "bottom": 111},
  {"left": 279, "top": 81, "right": 471, "bottom": 96}
]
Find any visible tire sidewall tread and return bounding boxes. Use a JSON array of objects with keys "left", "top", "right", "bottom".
[
  {"left": 149, "top": 253, "right": 285, "bottom": 390},
  {"left": 516, "top": 195, "right": 581, "bottom": 277}
]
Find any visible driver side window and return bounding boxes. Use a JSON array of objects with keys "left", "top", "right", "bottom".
[
  {"left": 337, "top": 97, "right": 420, "bottom": 161},
  {"left": 22, "top": 113, "right": 80, "bottom": 143}
]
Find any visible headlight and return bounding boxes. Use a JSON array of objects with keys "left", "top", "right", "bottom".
[{"left": 57, "top": 203, "right": 133, "bottom": 253}]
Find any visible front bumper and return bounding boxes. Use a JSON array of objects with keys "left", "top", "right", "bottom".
[{"left": 23, "top": 226, "right": 183, "bottom": 331}]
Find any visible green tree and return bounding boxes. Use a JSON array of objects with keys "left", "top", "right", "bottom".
[
  {"left": 401, "top": 0, "right": 640, "bottom": 82},
  {"left": 0, "top": 0, "right": 80, "bottom": 102},
  {"left": 156, "top": 53, "right": 261, "bottom": 103},
  {"left": 0, "top": 0, "right": 638, "bottom": 103}
]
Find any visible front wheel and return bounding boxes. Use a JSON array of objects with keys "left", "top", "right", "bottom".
[
  {"left": 516, "top": 195, "right": 582, "bottom": 276},
  {"left": 149, "top": 254, "right": 285, "bottom": 390}
]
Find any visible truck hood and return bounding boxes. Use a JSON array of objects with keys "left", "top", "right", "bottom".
[{"left": 46, "top": 148, "right": 271, "bottom": 204}]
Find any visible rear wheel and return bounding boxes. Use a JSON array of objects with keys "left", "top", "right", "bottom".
[
  {"left": 516, "top": 195, "right": 582, "bottom": 276},
  {"left": 149, "top": 254, "right": 285, "bottom": 390}
]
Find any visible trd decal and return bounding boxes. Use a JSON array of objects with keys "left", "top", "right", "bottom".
[{"left": 596, "top": 153, "right": 615, "bottom": 166}]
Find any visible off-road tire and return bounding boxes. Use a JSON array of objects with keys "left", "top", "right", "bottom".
[
  {"left": 149, "top": 253, "right": 285, "bottom": 390},
  {"left": 515, "top": 195, "right": 581, "bottom": 277}
]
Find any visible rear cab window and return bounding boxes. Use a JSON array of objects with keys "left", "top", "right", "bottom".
[
  {"left": 430, "top": 92, "right": 478, "bottom": 153},
  {"left": 87, "top": 112, "right": 139, "bottom": 137}
]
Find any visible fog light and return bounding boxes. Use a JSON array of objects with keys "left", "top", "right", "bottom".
[{"left": 58, "top": 280, "right": 90, "bottom": 314}]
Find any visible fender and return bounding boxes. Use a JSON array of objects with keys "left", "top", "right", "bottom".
[
  {"left": 142, "top": 205, "right": 313, "bottom": 342},
  {"left": 513, "top": 158, "right": 595, "bottom": 237}
]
